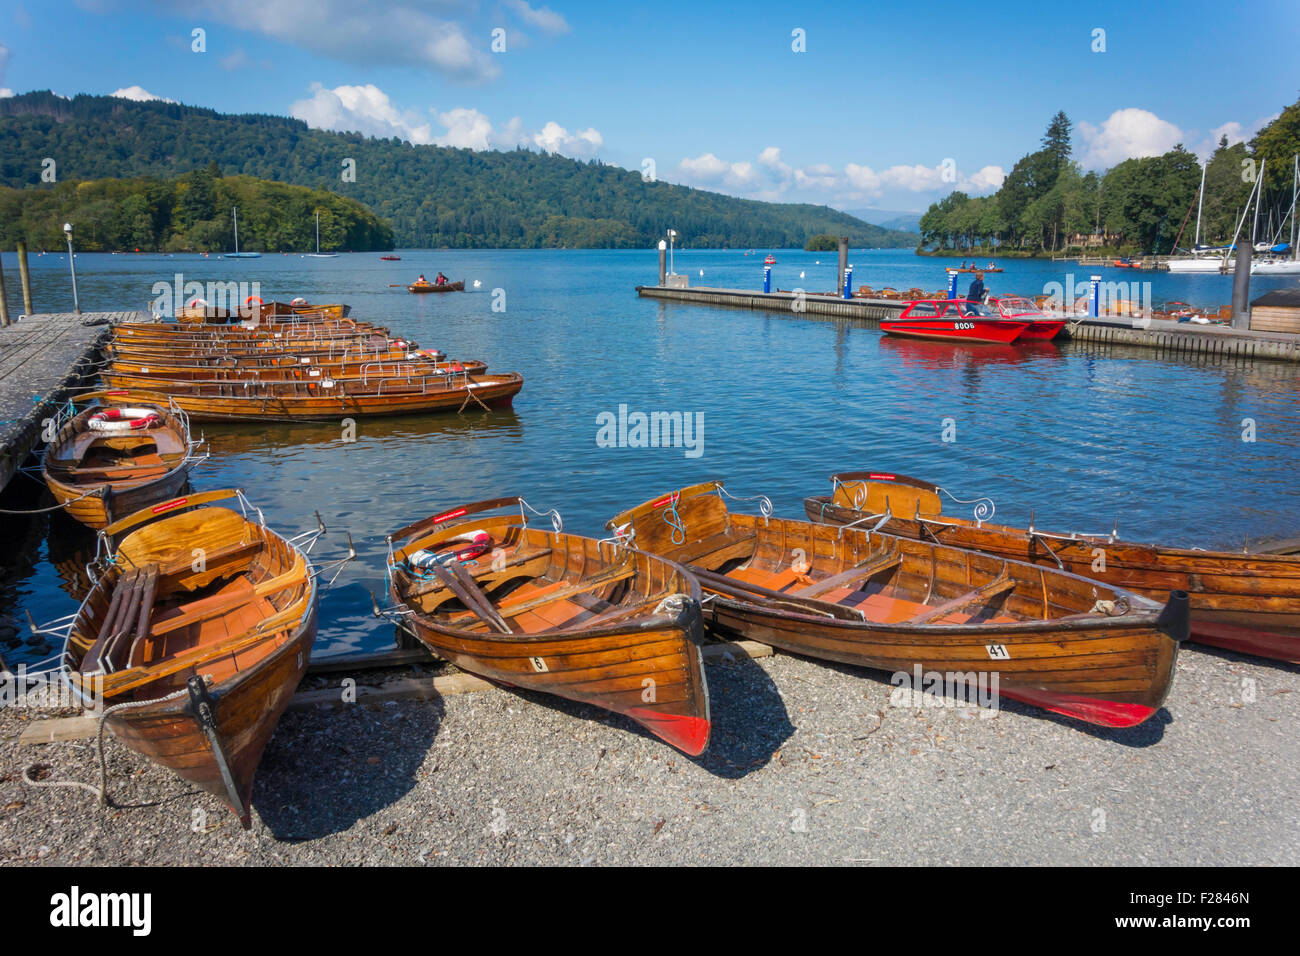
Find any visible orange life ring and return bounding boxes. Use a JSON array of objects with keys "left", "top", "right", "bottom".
[{"left": 245, "top": 296, "right": 264, "bottom": 306}]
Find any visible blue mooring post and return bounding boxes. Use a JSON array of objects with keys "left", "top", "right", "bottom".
[
  {"left": 842, "top": 264, "right": 853, "bottom": 299},
  {"left": 1089, "top": 275, "right": 1102, "bottom": 318},
  {"left": 947, "top": 269, "right": 959, "bottom": 300},
  {"left": 763, "top": 265, "right": 771, "bottom": 294}
]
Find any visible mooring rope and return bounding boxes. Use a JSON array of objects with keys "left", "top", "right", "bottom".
[
  {"left": 662, "top": 491, "right": 686, "bottom": 545},
  {"left": 22, "top": 684, "right": 195, "bottom": 810},
  {"left": 0, "top": 488, "right": 101, "bottom": 515}
]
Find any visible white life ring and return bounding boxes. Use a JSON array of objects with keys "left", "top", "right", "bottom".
[{"left": 87, "top": 407, "right": 161, "bottom": 433}]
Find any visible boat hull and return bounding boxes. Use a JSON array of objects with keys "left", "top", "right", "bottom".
[
  {"left": 408, "top": 281, "right": 465, "bottom": 293},
  {"left": 805, "top": 492, "right": 1300, "bottom": 664},
  {"left": 880, "top": 318, "right": 1030, "bottom": 344}
]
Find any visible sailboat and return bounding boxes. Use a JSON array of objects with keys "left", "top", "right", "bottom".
[
  {"left": 1252, "top": 154, "right": 1300, "bottom": 275},
  {"left": 1166, "top": 165, "right": 1223, "bottom": 273},
  {"left": 306, "top": 210, "right": 340, "bottom": 259},
  {"left": 226, "top": 206, "right": 261, "bottom": 259}
]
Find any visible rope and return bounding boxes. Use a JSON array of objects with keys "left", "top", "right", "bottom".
[
  {"left": 22, "top": 684, "right": 195, "bottom": 810},
  {"left": 0, "top": 488, "right": 101, "bottom": 514},
  {"left": 662, "top": 491, "right": 686, "bottom": 545}
]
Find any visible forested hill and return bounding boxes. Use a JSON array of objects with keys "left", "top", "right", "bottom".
[{"left": 0, "top": 91, "right": 916, "bottom": 250}]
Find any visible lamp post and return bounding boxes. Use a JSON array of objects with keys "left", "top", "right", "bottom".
[
  {"left": 63, "top": 222, "right": 80, "bottom": 314},
  {"left": 667, "top": 229, "right": 677, "bottom": 276}
]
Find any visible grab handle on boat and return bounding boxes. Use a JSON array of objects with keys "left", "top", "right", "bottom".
[{"left": 388, "top": 496, "right": 525, "bottom": 542}]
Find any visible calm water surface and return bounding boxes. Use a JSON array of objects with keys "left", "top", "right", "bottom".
[{"left": 2, "top": 248, "right": 1298, "bottom": 664}]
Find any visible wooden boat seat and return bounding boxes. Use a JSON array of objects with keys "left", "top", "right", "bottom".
[
  {"left": 907, "top": 575, "right": 1017, "bottom": 625},
  {"left": 679, "top": 531, "right": 756, "bottom": 568},
  {"left": 795, "top": 554, "right": 902, "bottom": 599}
]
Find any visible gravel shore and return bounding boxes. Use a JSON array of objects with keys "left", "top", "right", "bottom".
[{"left": 3, "top": 644, "right": 1297, "bottom": 866}]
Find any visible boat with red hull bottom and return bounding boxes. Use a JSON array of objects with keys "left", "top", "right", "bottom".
[
  {"left": 989, "top": 295, "right": 1067, "bottom": 340},
  {"left": 882, "top": 300, "right": 1030, "bottom": 344}
]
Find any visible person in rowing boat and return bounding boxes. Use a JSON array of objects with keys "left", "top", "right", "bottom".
[
  {"left": 966, "top": 270, "right": 987, "bottom": 313},
  {"left": 435, "top": 272, "right": 448, "bottom": 286},
  {"left": 417, "top": 274, "right": 427, "bottom": 284}
]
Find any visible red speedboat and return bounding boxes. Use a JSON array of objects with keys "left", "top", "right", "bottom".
[
  {"left": 881, "top": 299, "right": 1030, "bottom": 344},
  {"left": 764, "top": 254, "right": 776, "bottom": 265},
  {"left": 989, "top": 295, "right": 1066, "bottom": 340},
  {"left": 380, "top": 254, "right": 402, "bottom": 261}
]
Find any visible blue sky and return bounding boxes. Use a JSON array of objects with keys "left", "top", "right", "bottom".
[{"left": 1, "top": 0, "right": 1296, "bottom": 213}]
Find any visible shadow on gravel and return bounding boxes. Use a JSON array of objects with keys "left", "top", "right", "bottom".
[
  {"left": 253, "top": 699, "right": 444, "bottom": 840},
  {"left": 775, "top": 654, "right": 1173, "bottom": 748}
]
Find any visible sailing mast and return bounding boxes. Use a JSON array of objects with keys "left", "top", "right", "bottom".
[
  {"left": 1251, "top": 159, "right": 1265, "bottom": 249},
  {"left": 232, "top": 206, "right": 239, "bottom": 255},
  {"left": 1194, "top": 163, "right": 1206, "bottom": 249}
]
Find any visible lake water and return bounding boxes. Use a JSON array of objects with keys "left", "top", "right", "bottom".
[{"left": 2, "top": 248, "right": 1299, "bottom": 665}]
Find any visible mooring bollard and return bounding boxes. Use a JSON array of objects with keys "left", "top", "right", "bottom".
[
  {"left": 16, "top": 241, "right": 33, "bottom": 317},
  {"left": 763, "top": 265, "right": 771, "bottom": 294},
  {"left": 1231, "top": 241, "right": 1252, "bottom": 329},
  {"left": 1089, "top": 275, "right": 1102, "bottom": 317},
  {"left": 658, "top": 239, "right": 667, "bottom": 287},
  {"left": 842, "top": 264, "right": 853, "bottom": 299},
  {"left": 837, "top": 237, "right": 849, "bottom": 294},
  {"left": 0, "top": 254, "right": 9, "bottom": 327},
  {"left": 947, "top": 269, "right": 959, "bottom": 300}
]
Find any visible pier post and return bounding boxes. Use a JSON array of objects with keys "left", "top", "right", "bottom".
[
  {"left": 658, "top": 239, "right": 667, "bottom": 287},
  {"left": 1089, "top": 275, "right": 1102, "bottom": 318},
  {"left": 15, "top": 242, "right": 33, "bottom": 317},
  {"left": 842, "top": 264, "right": 853, "bottom": 299},
  {"left": 947, "top": 269, "right": 959, "bottom": 300},
  {"left": 1231, "top": 241, "right": 1252, "bottom": 329},
  {"left": 0, "top": 254, "right": 8, "bottom": 327},
  {"left": 763, "top": 265, "right": 771, "bottom": 294},
  {"left": 837, "top": 237, "right": 848, "bottom": 294}
]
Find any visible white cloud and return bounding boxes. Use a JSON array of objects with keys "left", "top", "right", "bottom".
[
  {"left": 503, "top": 0, "right": 570, "bottom": 35},
  {"left": 0, "top": 90, "right": 12, "bottom": 99},
  {"left": 533, "top": 121, "right": 602, "bottom": 157},
  {"left": 178, "top": 0, "right": 499, "bottom": 82},
  {"left": 1077, "top": 108, "right": 1183, "bottom": 168},
  {"left": 1195, "top": 114, "right": 1278, "bottom": 161},
  {"left": 291, "top": 83, "right": 603, "bottom": 158},
  {"left": 291, "top": 83, "right": 436, "bottom": 143},
  {"left": 111, "top": 85, "right": 178, "bottom": 104},
  {"left": 675, "top": 147, "right": 1002, "bottom": 206}
]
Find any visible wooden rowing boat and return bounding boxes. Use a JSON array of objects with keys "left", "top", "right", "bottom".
[
  {"left": 108, "top": 345, "right": 438, "bottom": 375},
  {"left": 382, "top": 496, "right": 710, "bottom": 754},
  {"left": 407, "top": 281, "right": 464, "bottom": 294},
  {"left": 177, "top": 301, "right": 350, "bottom": 324},
  {"left": 111, "top": 320, "right": 388, "bottom": 346},
  {"left": 102, "top": 372, "right": 523, "bottom": 421},
  {"left": 609, "top": 482, "right": 1188, "bottom": 728},
  {"left": 109, "top": 332, "right": 407, "bottom": 360},
  {"left": 41, "top": 393, "right": 203, "bottom": 529},
  {"left": 60, "top": 489, "right": 320, "bottom": 826},
  {"left": 101, "top": 359, "right": 489, "bottom": 391},
  {"left": 804, "top": 471, "right": 1300, "bottom": 664}
]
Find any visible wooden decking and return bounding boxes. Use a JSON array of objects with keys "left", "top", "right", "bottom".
[
  {"left": 635, "top": 285, "right": 1300, "bottom": 362},
  {"left": 0, "top": 311, "right": 152, "bottom": 490}
]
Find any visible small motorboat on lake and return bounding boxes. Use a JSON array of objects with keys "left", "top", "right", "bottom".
[
  {"left": 988, "top": 295, "right": 1066, "bottom": 340},
  {"left": 881, "top": 299, "right": 1031, "bottom": 344}
]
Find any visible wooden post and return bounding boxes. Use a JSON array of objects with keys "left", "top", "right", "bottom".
[
  {"left": 16, "top": 241, "right": 33, "bottom": 317},
  {"left": 837, "top": 237, "right": 849, "bottom": 294},
  {"left": 1231, "top": 240, "right": 1252, "bottom": 329},
  {"left": 0, "top": 253, "right": 9, "bottom": 327}
]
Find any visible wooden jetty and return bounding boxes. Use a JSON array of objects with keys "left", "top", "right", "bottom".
[
  {"left": 0, "top": 312, "right": 150, "bottom": 490},
  {"left": 635, "top": 286, "right": 1300, "bottom": 362}
]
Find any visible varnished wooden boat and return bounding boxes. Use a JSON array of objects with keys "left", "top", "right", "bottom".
[
  {"left": 103, "top": 372, "right": 523, "bottom": 421},
  {"left": 111, "top": 320, "right": 387, "bottom": 347},
  {"left": 41, "top": 393, "right": 203, "bottom": 529},
  {"left": 108, "top": 345, "right": 443, "bottom": 376},
  {"left": 60, "top": 489, "right": 320, "bottom": 826},
  {"left": 805, "top": 471, "right": 1300, "bottom": 663},
  {"left": 109, "top": 332, "right": 405, "bottom": 360},
  {"left": 610, "top": 482, "right": 1188, "bottom": 728},
  {"left": 407, "top": 280, "right": 464, "bottom": 293},
  {"left": 101, "top": 359, "right": 489, "bottom": 391},
  {"left": 177, "top": 301, "right": 350, "bottom": 324},
  {"left": 382, "top": 496, "right": 710, "bottom": 754}
]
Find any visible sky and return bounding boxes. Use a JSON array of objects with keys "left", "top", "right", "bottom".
[{"left": 0, "top": 0, "right": 1296, "bottom": 214}]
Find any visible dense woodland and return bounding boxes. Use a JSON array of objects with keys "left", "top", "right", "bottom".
[
  {"left": 919, "top": 100, "right": 1300, "bottom": 256},
  {"left": 0, "top": 169, "right": 393, "bottom": 252},
  {"left": 0, "top": 92, "right": 915, "bottom": 251}
]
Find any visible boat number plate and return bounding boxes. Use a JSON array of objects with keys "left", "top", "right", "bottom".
[
  {"left": 985, "top": 644, "right": 1010, "bottom": 660},
  {"left": 530, "top": 657, "right": 549, "bottom": 673},
  {"left": 954, "top": 322, "right": 975, "bottom": 330}
]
